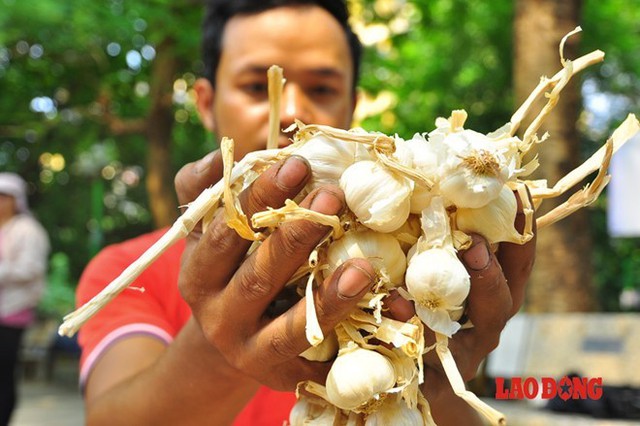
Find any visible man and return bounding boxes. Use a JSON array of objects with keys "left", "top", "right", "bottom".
[{"left": 77, "top": 1, "right": 535, "bottom": 425}]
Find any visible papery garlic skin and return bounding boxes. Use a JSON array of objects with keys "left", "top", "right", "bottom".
[
  {"left": 456, "top": 185, "right": 525, "bottom": 244},
  {"left": 389, "top": 214, "right": 421, "bottom": 254},
  {"left": 299, "top": 331, "right": 339, "bottom": 362},
  {"left": 325, "top": 345, "right": 396, "bottom": 411},
  {"left": 364, "top": 397, "right": 423, "bottom": 426},
  {"left": 295, "top": 134, "right": 356, "bottom": 191},
  {"left": 324, "top": 230, "right": 407, "bottom": 287},
  {"left": 434, "top": 129, "right": 517, "bottom": 209},
  {"left": 340, "top": 160, "right": 412, "bottom": 233},
  {"left": 405, "top": 248, "right": 470, "bottom": 337},
  {"left": 289, "top": 397, "right": 340, "bottom": 426}
]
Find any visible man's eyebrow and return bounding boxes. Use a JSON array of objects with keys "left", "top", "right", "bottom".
[
  {"left": 237, "top": 65, "right": 271, "bottom": 76},
  {"left": 306, "top": 67, "right": 346, "bottom": 79},
  {"left": 237, "top": 65, "right": 346, "bottom": 79}
]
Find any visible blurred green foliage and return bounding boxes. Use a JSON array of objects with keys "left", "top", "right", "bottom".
[{"left": 1, "top": 0, "right": 639, "bottom": 315}]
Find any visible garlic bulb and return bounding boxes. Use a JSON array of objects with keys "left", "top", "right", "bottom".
[
  {"left": 325, "top": 343, "right": 396, "bottom": 411},
  {"left": 295, "top": 133, "right": 356, "bottom": 191},
  {"left": 324, "top": 230, "right": 406, "bottom": 287},
  {"left": 299, "top": 330, "right": 339, "bottom": 362},
  {"left": 404, "top": 196, "right": 469, "bottom": 337},
  {"left": 455, "top": 185, "right": 528, "bottom": 244},
  {"left": 433, "top": 129, "right": 518, "bottom": 209},
  {"left": 289, "top": 397, "right": 340, "bottom": 426},
  {"left": 364, "top": 397, "right": 423, "bottom": 426},
  {"left": 405, "top": 248, "right": 469, "bottom": 337},
  {"left": 340, "top": 160, "right": 412, "bottom": 233}
]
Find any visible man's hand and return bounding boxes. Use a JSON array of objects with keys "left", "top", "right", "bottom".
[
  {"left": 175, "top": 152, "right": 375, "bottom": 390},
  {"left": 385, "top": 189, "right": 536, "bottom": 424}
]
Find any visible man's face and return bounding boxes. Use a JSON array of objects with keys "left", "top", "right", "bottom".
[{"left": 195, "top": 5, "right": 356, "bottom": 160}]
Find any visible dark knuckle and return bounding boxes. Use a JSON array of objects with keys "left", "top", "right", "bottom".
[
  {"left": 269, "top": 331, "right": 297, "bottom": 359},
  {"left": 245, "top": 183, "right": 278, "bottom": 216},
  {"left": 279, "top": 223, "right": 318, "bottom": 258},
  {"left": 203, "top": 222, "right": 236, "bottom": 254},
  {"left": 235, "top": 269, "right": 273, "bottom": 302}
]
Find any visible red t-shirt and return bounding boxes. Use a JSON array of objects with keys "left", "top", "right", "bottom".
[{"left": 76, "top": 228, "right": 296, "bottom": 425}]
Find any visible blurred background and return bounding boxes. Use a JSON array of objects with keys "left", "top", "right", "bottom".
[{"left": 1, "top": 0, "right": 639, "bottom": 423}]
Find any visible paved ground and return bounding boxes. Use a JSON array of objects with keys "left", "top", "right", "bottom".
[
  {"left": 489, "top": 399, "right": 640, "bottom": 426},
  {"left": 11, "top": 358, "right": 84, "bottom": 426},
  {"left": 9, "top": 359, "right": 639, "bottom": 425}
]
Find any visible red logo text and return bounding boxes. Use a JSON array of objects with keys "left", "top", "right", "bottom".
[{"left": 495, "top": 376, "right": 603, "bottom": 400}]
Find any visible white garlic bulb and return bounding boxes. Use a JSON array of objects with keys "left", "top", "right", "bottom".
[
  {"left": 295, "top": 134, "right": 356, "bottom": 191},
  {"left": 364, "top": 397, "right": 424, "bottom": 426},
  {"left": 289, "top": 397, "right": 340, "bottom": 426},
  {"left": 405, "top": 247, "right": 469, "bottom": 337},
  {"left": 325, "top": 344, "right": 396, "bottom": 411},
  {"left": 324, "top": 230, "right": 406, "bottom": 287},
  {"left": 433, "top": 129, "right": 517, "bottom": 209},
  {"left": 456, "top": 185, "right": 527, "bottom": 244},
  {"left": 404, "top": 196, "right": 469, "bottom": 336},
  {"left": 340, "top": 160, "right": 412, "bottom": 233}
]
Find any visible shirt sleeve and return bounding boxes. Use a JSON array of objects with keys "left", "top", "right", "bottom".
[
  {"left": 232, "top": 386, "right": 297, "bottom": 426},
  {"left": 75, "top": 231, "right": 186, "bottom": 389}
]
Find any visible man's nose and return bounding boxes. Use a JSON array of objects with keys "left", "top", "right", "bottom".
[{"left": 280, "top": 83, "right": 311, "bottom": 128}]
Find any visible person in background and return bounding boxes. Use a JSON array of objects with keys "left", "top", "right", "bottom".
[
  {"left": 0, "top": 172, "right": 50, "bottom": 426},
  {"left": 76, "top": 1, "right": 536, "bottom": 425}
]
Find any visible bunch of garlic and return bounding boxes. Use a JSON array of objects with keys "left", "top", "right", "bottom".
[{"left": 58, "top": 31, "right": 640, "bottom": 426}]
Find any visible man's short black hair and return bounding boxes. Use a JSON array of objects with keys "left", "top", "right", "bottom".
[{"left": 202, "top": 0, "right": 363, "bottom": 92}]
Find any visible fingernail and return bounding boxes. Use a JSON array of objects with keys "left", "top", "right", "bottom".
[
  {"left": 337, "top": 263, "right": 374, "bottom": 299},
  {"left": 276, "top": 156, "right": 309, "bottom": 189},
  {"left": 310, "top": 189, "right": 343, "bottom": 215},
  {"left": 195, "top": 151, "right": 216, "bottom": 174},
  {"left": 462, "top": 241, "right": 491, "bottom": 271}
]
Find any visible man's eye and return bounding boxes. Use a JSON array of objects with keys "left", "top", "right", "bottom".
[
  {"left": 311, "top": 85, "right": 337, "bottom": 96},
  {"left": 243, "top": 83, "right": 268, "bottom": 95}
]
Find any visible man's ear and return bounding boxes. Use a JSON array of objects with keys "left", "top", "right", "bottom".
[{"left": 194, "top": 78, "right": 216, "bottom": 132}]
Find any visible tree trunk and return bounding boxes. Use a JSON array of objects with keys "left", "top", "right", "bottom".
[
  {"left": 514, "top": 0, "right": 597, "bottom": 312},
  {"left": 145, "top": 37, "right": 179, "bottom": 228}
]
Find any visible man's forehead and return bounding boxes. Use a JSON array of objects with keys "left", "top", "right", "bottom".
[{"left": 218, "top": 6, "right": 352, "bottom": 72}]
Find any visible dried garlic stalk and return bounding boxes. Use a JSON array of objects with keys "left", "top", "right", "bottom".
[{"left": 60, "top": 28, "right": 640, "bottom": 426}]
